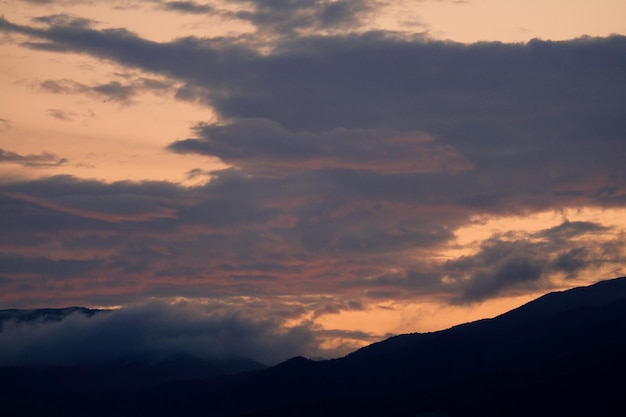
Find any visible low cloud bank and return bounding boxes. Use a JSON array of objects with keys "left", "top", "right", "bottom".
[{"left": 0, "top": 302, "right": 342, "bottom": 367}]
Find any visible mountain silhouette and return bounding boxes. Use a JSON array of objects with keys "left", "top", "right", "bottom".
[{"left": 2, "top": 277, "right": 626, "bottom": 416}]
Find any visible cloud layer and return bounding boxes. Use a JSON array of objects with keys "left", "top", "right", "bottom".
[
  {"left": 0, "top": 302, "right": 342, "bottom": 366},
  {"left": 0, "top": 2, "right": 625, "bottom": 352}
]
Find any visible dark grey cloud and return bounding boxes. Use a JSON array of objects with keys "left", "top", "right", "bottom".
[
  {"left": 90, "top": 81, "right": 136, "bottom": 101},
  {"left": 443, "top": 222, "right": 625, "bottom": 303},
  {"left": 0, "top": 175, "right": 184, "bottom": 226},
  {"left": 40, "top": 77, "right": 173, "bottom": 103},
  {"left": 18, "top": 41, "right": 71, "bottom": 52},
  {"left": 455, "top": 251, "right": 546, "bottom": 303},
  {"left": 162, "top": 1, "right": 215, "bottom": 14},
  {"left": 0, "top": 13, "right": 625, "bottom": 311},
  {"left": 0, "top": 167, "right": 623, "bottom": 309},
  {"left": 0, "top": 302, "right": 341, "bottom": 366},
  {"left": 232, "top": 0, "right": 378, "bottom": 36},
  {"left": 3, "top": 14, "right": 622, "bottom": 211},
  {"left": 2, "top": 174, "right": 185, "bottom": 204},
  {"left": 554, "top": 247, "right": 591, "bottom": 275},
  {"left": 168, "top": 118, "right": 471, "bottom": 174},
  {"left": 0, "top": 253, "right": 102, "bottom": 278},
  {"left": 31, "top": 14, "right": 97, "bottom": 30},
  {"left": 537, "top": 221, "right": 609, "bottom": 241},
  {"left": 0, "top": 148, "right": 67, "bottom": 167}
]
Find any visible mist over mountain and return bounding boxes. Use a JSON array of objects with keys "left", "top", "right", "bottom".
[
  {"left": 0, "top": 306, "right": 108, "bottom": 331},
  {"left": 0, "top": 302, "right": 327, "bottom": 368},
  {"left": 0, "top": 305, "right": 268, "bottom": 394},
  {"left": 2, "top": 277, "right": 626, "bottom": 416}
]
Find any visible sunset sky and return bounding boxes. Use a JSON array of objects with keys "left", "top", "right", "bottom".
[{"left": 1, "top": 0, "right": 625, "bottom": 363}]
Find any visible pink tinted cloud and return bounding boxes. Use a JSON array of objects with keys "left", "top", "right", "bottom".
[{"left": 4, "top": 192, "right": 178, "bottom": 223}]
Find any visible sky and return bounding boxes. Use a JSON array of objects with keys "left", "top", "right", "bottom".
[{"left": 1, "top": 0, "right": 625, "bottom": 363}]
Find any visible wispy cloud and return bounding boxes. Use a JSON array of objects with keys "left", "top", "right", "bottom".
[
  {"left": 0, "top": 149, "right": 67, "bottom": 168},
  {"left": 46, "top": 108, "right": 75, "bottom": 121},
  {"left": 40, "top": 77, "right": 174, "bottom": 103}
]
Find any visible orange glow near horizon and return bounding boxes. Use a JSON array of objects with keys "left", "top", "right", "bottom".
[
  {"left": 315, "top": 292, "right": 542, "bottom": 338},
  {"left": 444, "top": 207, "right": 626, "bottom": 260}
]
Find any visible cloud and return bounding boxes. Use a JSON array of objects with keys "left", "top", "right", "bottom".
[
  {"left": 0, "top": 170, "right": 623, "bottom": 310},
  {"left": 168, "top": 118, "right": 472, "bottom": 174},
  {"left": 3, "top": 14, "right": 622, "bottom": 210},
  {"left": 46, "top": 108, "right": 75, "bottom": 121},
  {"left": 31, "top": 14, "right": 97, "bottom": 30},
  {"left": 0, "top": 302, "right": 345, "bottom": 366},
  {"left": 0, "top": 253, "right": 102, "bottom": 278},
  {"left": 0, "top": 148, "right": 67, "bottom": 168},
  {"left": 231, "top": 0, "right": 378, "bottom": 37},
  {"left": 161, "top": 1, "right": 216, "bottom": 14},
  {"left": 4, "top": 192, "right": 178, "bottom": 222},
  {"left": 0, "top": 12, "right": 625, "bottom": 313},
  {"left": 40, "top": 77, "right": 174, "bottom": 103},
  {"left": 537, "top": 220, "right": 609, "bottom": 241},
  {"left": 443, "top": 222, "right": 626, "bottom": 303},
  {"left": 1, "top": 176, "right": 184, "bottom": 223}
]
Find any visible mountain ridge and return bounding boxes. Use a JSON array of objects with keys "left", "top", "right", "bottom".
[{"left": 347, "top": 276, "right": 626, "bottom": 361}]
